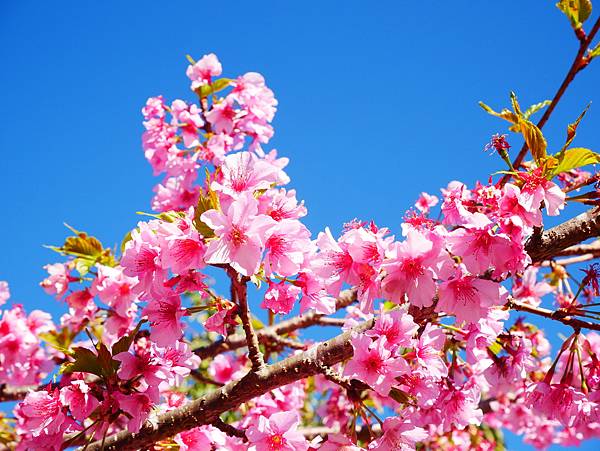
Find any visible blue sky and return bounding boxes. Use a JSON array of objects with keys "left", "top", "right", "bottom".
[{"left": 1, "top": 1, "right": 599, "bottom": 449}]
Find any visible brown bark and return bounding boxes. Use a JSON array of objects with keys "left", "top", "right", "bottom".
[
  {"left": 83, "top": 318, "right": 374, "bottom": 451},
  {"left": 526, "top": 208, "right": 600, "bottom": 262}
]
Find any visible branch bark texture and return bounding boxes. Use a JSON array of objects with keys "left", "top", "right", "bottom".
[
  {"left": 526, "top": 208, "right": 600, "bottom": 262},
  {"left": 84, "top": 318, "right": 374, "bottom": 451}
]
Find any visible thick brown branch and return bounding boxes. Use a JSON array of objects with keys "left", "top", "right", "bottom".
[
  {"left": 0, "top": 384, "right": 36, "bottom": 403},
  {"left": 541, "top": 254, "right": 596, "bottom": 267},
  {"left": 555, "top": 241, "right": 600, "bottom": 257},
  {"left": 508, "top": 299, "right": 600, "bottom": 332},
  {"left": 525, "top": 207, "right": 600, "bottom": 262},
  {"left": 84, "top": 318, "right": 374, "bottom": 450},
  {"left": 194, "top": 289, "right": 356, "bottom": 359}
]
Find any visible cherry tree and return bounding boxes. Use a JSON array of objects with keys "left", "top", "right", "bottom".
[{"left": 2, "top": 2, "right": 600, "bottom": 450}]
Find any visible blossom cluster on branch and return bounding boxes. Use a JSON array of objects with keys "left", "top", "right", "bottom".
[{"left": 2, "top": 3, "right": 600, "bottom": 450}]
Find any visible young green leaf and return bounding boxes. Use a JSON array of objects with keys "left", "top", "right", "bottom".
[
  {"left": 556, "top": 0, "right": 593, "bottom": 29},
  {"left": 523, "top": 99, "right": 552, "bottom": 120},
  {"left": 60, "top": 346, "right": 104, "bottom": 377},
  {"left": 551, "top": 147, "right": 600, "bottom": 176},
  {"left": 196, "top": 78, "right": 232, "bottom": 99},
  {"left": 519, "top": 120, "right": 547, "bottom": 164}
]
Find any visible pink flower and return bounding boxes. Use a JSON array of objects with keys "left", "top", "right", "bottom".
[
  {"left": 436, "top": 382, "right": 483, "bottom": 429},
  {"left": 436, "top": 267, "right": 504, "bottom": 324},
  {"left": 296, "top": 270, "right": 337, "bottom": 315},
  {"left": 114, "top": 350, "right": 168, "bottom": 395},
  {"left": 365, "top": 307, "right": 418, "bottom": 348},
  {"left": 343, "top": 335, "right": 409, "bottom": 396},
  {"left": 151, "top": 173, "right": 201, "bottom": 212},
  {"left": 60, "top": 380, "right": 99, "bottom": 422},
  {"left": 121, "top": 220, "right": 167, "bottom": 296},
  {"left": 446, "top": 214, "right": 519, "bottom": 277},
  {"left": 202, "top": 133, "right": 232, "bottom": 165},
  {"left": 143, "top": 295, "right": 186, "bottom": 347},
  {"left": 175, "top": 425, "right": 227, "bottom": 451},
  {"left": 519, "top": 168, "right": 566, "bottom": 216},
  {"left": 512, "top": 266, "right": 553, "bottom": 307},
  {"left": 414, "top": 324, "right": 448, "bottom": 379},
  {"left": 246, "top": 411, "right": 309, "bottom": 451},
  {"left": 381, "top": 230, "right": 446, "bottom": 307},
  {"left": 16, "top": 389, "right": 66, "bottom": 437},
  {"left": 526, "top": 382, "right": 585, "bottom": 427},
  {"left": 205, "top": 304, "right": 238, "bottom": 336},
  {"left": 171, "top": 99, "right": 204, "bottom": 148},
  {"left": 415, "top": 192, "right": 439, "bottom": 214},
  {"left": 91, "top": 264, "right": 138, "bottom": 317},
  {"left": 160, "top": 341, "right": 201, "bottom": 385},
  {"left": 211, "top": 151, "right": 289, "bottom": 199},
  {"left": 498, "top": 183, "right": 542, "bottom": 228},
  {"left": 114, "top": 392, "right": 153, "bottom": 433},
  {"left": 0, "top": 281, "right": 9, "bottom": 305},
  {"left": 368, "top": 417, "right": 427, "bottom": 450},
  {"left": 186, "top": 53, "right": 223, "bottom": 91},
  {"left": 162, "top": 217, "right": 206, "bottom": 274},
  {"left": 260, "top": 188, "right": 307, "bottom": 222},
  {"left": 231, "top": 72, "right": 277, "bottom": 123},
  {"left": 320, "top": 434, "right": 364, "bottom": 451},
  {"left": 263, "top": 219, "right": 310, "bottom": 276},
  {"left": 208, "top": 354, "right": 245, "bottom": 384},
  {"left": 262, "top": 281, "right": 301, "bottom": 315},
  {"left": 206, "top": 97, "right": 237, "bottom": 134},
  {"left": 40, "top": 263, "right": 72, "bottom": 298},
  {"left": 441, "top": 181, "right": 474, "bottom": 225},
  {"left": 0, "top": 305, "right": 54, "bottom": 386},
  {"left": 201, "top": 192, "right": 276, "bottom": 276}
]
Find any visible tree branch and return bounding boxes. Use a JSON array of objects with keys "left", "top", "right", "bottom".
[
  {"left": 525, "top": 207, "right": 600, "bottom": 262},
  {"left": 508, "top": 299, "right": 600, "bottom": 332},
  {"left": 83, "top": 318, "right": 374, "bottom": 451},
  {"left": 0, "top": 384, "right": 36, "bottom": 403},
  {"left": 194, "top": 289, "right": 356, "bottom": 359},
  {"left": 506, "top": 16, "right": 600, "bottom": 176},
  {"left": 555, "top": 241, "right": 600, "bottom": 257},
  {"left": 228, "top": 268, "right": 265, "bottom": 372}
]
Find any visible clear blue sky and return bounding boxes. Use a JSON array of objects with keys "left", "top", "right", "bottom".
[{"left": 1, "top": 1, "right": 599, "bottom": 449}]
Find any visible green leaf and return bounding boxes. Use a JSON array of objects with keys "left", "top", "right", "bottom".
[
  {"left": 552, "top": 147, "right": 600, "bottom": 175},
  {"left": 47, "top": 225, "right": 116, "bottom": 275},
  {"left": 560, "top": 103, "right": 591, "bottom": 156},
  {"left": 478, "top": 101, "right": 520, "bottom": 124},
  {"left": 389, "top": 387, "right": 414, "bottom": 405},
  {"left": 196, "top": 78, "right": 232, "bottom": 99},
  {"left": 556, "top": 0, "right": 592, "bottom": 29},
  {"left": 111, "top": 320, "right": 146, "bottom": 356},
  {"left": 523, "top": 99, "right": 552, "bottom": 120},
  {"left": 39, "top": 328, "right": 76, "bottom": 355},
  {"left": 519, "top": 119, "right": 547, "bottom": 164},
  {"left": 590, "top": 42, "right": 600, "bottom": 58},
  {"left": 60, "top": 346, "right": 104, "bottom": 377},
  {"left": 193, "top": 189, "right": 219, "bottom": 238},
  {"left": 97, "top": 343, "right": 116, "bottom": 377}
]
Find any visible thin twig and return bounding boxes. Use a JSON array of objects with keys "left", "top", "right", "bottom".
[
  {"left": 508, "top": 299, "right": 600, "bottom": 332},
  {"left": 212, "top": 418, "right": 247, "bottom": 440},
  {"left": 501, "top": 16, "right": 600, "bottom": 184},
  {"left": 228, "top": 268, "right": 265, "bottom": 372},
  {"left": 194, "top": 289, "right": 356, "bottom": 359}
]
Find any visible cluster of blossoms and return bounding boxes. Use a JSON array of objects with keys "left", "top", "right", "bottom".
[
  {"left": 3, "top": 51, "right": 600, "bottom": 451},
  {"left": 0, "top": 284, "right": 54, "bottom": 387}
]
